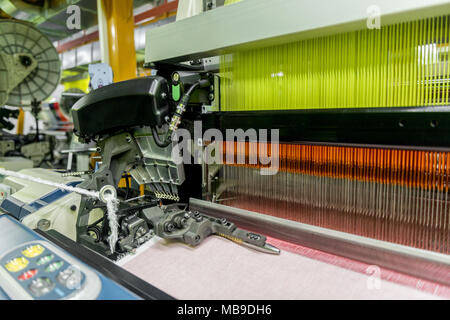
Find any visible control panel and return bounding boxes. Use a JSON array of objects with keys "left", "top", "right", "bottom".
[{"left": 0, "top": 215, "right": 139, "bottom": 300}]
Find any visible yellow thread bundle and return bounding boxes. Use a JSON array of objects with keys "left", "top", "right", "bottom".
[{"left": 220, "top": 16, "right": 450, "bottom": 111}]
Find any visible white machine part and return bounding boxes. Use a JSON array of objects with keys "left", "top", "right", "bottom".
[
  {"left": 0, "top": 157, "right": 33, "bottom": 172},
  {"left": 88, "top": 64, "right": 113, "bottom": 90},
  {"left": 0, "top": 169, "right": 85, "bottom": 240}
]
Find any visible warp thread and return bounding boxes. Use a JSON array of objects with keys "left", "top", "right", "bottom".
[{"left": 0, "top": 168, "right": 120, "bottom": 252}]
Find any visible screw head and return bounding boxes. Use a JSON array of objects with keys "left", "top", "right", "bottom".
[{"left": 37, "top": 219, "right": 51, "bottom": 231}]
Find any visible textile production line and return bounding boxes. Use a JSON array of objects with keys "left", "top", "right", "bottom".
[{"left": 1, "top": 0, "right": 450, "bottom": 300}]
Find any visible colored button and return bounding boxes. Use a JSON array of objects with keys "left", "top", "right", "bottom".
[
  {"left": 57, "top": 267, "right": 83, "bottom": 290},
  {"left": 36, "top": 254, "right": 54, "bottom": 266},
  {"left": 18, "top": 269, "right": 38, "bottom": 281},
  {"left": 5, "top": 257, "right": 29, "bottom": 273},
  {"left": 45, "top": 261, "right": 64, "bottom": 273},
  {"left": 29, "top": 277, "right": 55, "bottom": 298},
  {"left": 22, "top": 245, "right": 45, "bottom": 258}
]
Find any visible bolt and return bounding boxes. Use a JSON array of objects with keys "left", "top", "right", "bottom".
[
  {"left": 136, "top": 226, "right": 146, "bottom": 237},
  {"left": 37, "top": 219, "right": 51, "bottom": 231},
  {"left": 165, "top": 223, "right": 175, "bottom": 233},
  {"left": 209, "top": 93, "right": 215, "bottom": 101},
  {"left": 70, "top": 205, "right": 77, "bottom": 211},
  {"left": 247, "top": 233, "right": 261, "bottom": 241}
]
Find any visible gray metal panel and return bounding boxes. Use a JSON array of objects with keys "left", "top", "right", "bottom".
[{"left": 145, "top": 0, "right": 450, "bottom": 63}]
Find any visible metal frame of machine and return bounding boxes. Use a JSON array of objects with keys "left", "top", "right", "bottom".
[{"left": 145, "top": 0, "right": 450, "bottom": 64}]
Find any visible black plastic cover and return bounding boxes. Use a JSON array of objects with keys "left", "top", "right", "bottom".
[{"left": 72, "top": 76, "right": 171, "bottom": 140}]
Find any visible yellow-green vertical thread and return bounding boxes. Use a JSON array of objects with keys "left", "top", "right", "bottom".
[
  {"left": 445, "top": 16, "right": 450, "bottom": 105},
  {"left": 219, "top": 16, "right": 450, "bottom": 111}
]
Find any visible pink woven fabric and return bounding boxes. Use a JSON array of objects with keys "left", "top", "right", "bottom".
[{"left": 119, "top": 236, "right": 448, "bottom": 300}]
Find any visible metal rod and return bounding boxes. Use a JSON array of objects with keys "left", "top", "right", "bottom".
[{"left": 61, "top": 148, "right": 98, "bottom": 154}]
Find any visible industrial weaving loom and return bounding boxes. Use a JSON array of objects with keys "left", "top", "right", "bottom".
[
  {"left": 208, "top": 2, "right": 450, "bottom": 255},
  {"left": 140, "top": 0, "right": 450, "bottom": 296},
  {"left": 1, "top": 0, "right": 450, "bottom": 300}
]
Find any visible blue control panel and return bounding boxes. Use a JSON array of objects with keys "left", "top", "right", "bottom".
[{"left": 0, "top": 215, "right": 139, "bottom": 300}]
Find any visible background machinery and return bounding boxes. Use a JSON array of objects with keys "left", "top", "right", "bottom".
[{"left": 0, "top": 19, "right": 61, "bottom": 169}]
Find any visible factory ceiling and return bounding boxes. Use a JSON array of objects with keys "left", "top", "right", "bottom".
[{"left": 0, "top": 0, "right": 162, "bottom": 41}]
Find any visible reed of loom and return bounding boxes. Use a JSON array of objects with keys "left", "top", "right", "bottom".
[{"left": 217, "top": 14, "right": 450, "bottom": 254}]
